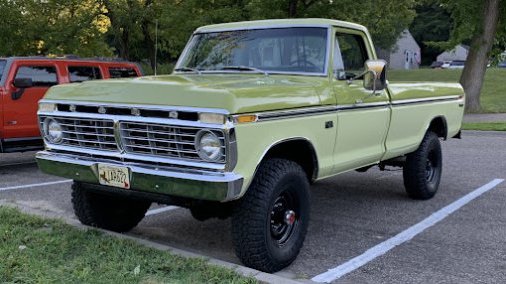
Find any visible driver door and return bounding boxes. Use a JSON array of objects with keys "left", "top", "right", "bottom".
[
  {"left": 332, "top": 30, "right": 391, "bottom": 173},
  {"left": 3, "top": 63, "right": 59, "bottom": 139}
]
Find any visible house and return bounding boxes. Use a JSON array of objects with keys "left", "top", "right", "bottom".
[
  {"left": 436, "top": 44, "right": 469, "bottom": 62},
  {"left": 377, "top": 29, "right": 421, "bottom": 70}
]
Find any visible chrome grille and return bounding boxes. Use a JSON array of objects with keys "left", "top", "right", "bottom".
[
  {"left": 40, "top": 116, "right": 116, "bottom": 151},
  {"left": 120, "top": 122, "right": 226, "bottom": 163}
]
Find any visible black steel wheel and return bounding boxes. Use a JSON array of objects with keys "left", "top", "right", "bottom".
[
  {"left": 270, "top": 192, "right": 300, "bottom": 247},
  {"left": 403, "top": 131, "right": 443, "bottom": 200},
  {"left": 231, "top": 158, "right": 310, "bottom": 273}
]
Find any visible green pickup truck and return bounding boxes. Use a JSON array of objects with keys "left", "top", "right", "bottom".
[{"left": 36, "top": 19, "right": 465, "bottom": 272}]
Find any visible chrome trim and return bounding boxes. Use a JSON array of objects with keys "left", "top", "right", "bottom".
[
  {"left": 196, "top": 23, "right": 332, "bottom": 33},
  {"left": 38, "top": 111, "right": 228, "bottom": 130},
  {"left": 254, "top": 106, "right": 336, "bottom": 121},
  {"left": 336, "top": 101, "right": 390, "bottom": 111},
  {"left": 224, "top": 129, "right": 238, "bottom": 172},
  {"left": 391, "top": 95, "right": 462, "bottom": 106},
  {"left": 119, "top": 121, "right": 226, "bottom": 163},
  {"left": 37, "top": 151, "right": 238, "bottom": 182},
  {"left": 237, "top": 96, "right": 461, "bottom": 123},
  {"left": 36, "top": 151, "right": 244, "bottom": 202},
  {"left": 242, "top": 102, "right": 389, "bottom": 122},
  {"left": 40, "top": 99, "right": 231, "bottom": 115},
  {"left": 175, "top": 70, "right": 329, "bottom": 77},
  {"left": 44, "top": 144, "right": 226, "bottom": 171},
  {"left": 38, "top": 103, "right": 235, "bottom": 170}
]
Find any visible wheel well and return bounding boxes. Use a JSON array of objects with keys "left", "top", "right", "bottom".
[
  {"left": 428, "top": 116, "right": 448, "bottom": 140},
  {"left": 263, "top": 139, "right": 318, "bottom": 182}
]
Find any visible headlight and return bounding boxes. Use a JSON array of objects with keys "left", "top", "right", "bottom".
[
  {"left": 195, "top": 130, "right": 223, "bottom": 162},
  {"left": 199, "top": 113, "right": 226, "bottom": 124},
  {"left": 38, "top": 102, "right": 57, "bottom": 112},
  {"left": 43, "top": 118, "right": 63, "bottom": 144}
]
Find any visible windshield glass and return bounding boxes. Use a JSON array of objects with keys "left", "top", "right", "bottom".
[
  {"left": 0, "top": 60, "right": 6, "bottom": 82},
  {"left": 178, "top": 27, "right": 328, "bottom": 74}
]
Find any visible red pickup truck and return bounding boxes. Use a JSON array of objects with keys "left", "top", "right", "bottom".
[{"left": 0, "top": 57, "right": 142, "bottom": 153}]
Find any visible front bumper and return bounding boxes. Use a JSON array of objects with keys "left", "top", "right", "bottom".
[{"left": 36, "top": 151, "right": 243, "bottom": 202}]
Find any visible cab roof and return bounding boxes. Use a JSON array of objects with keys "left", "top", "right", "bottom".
[{"left": 195, "top": 18, "right": 368, "bottom": 33}]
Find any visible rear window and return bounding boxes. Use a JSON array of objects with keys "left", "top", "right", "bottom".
[
  {"left": 15, "top": 66, "right": 58, "bottom": 87},
  {"left": 68, "top": 66, "right": 102, "bottom": 82},
  {"left": 109, "top": 67, "right": 137, "bottom": 78}
]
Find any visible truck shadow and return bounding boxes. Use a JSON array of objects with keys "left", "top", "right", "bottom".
[{"left": 132, "top": 169, "right": 450, "bottom": 274}]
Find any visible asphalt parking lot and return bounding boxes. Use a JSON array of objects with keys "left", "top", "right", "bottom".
[{"left": 1, "top": 130, "right": 505, "bottom": 283}]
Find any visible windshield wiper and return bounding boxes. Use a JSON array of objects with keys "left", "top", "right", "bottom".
[
  {"left": 174, "top": 67, "right": 201, "bottom": 74},
  {"left": 219, "top": 66, "right": 269, "bottom": 76}
]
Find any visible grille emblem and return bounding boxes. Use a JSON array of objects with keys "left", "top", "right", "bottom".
[
  {"left": 169, "top": 111, "right": 178, "bottom": 119},
  {"left": 131, "top": 108, "right": 141, "bottom": 116},
  {"left": 69, "top": 105, "right": 76, "bottom": 112},
  {"left": 98, "top": 106, "right": 107, "bottom": 114}
]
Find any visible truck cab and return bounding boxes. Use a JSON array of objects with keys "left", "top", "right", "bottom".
[{"left": 0, "top": 57, "right": 142, "bottom": 153}]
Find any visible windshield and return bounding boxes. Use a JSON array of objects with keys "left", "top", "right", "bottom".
[
  {"left": 178, "top": 27, "right": 328, "bottom": 74},
  {"left": 0, "top": 60, "right": 6, "bottom": 83}
]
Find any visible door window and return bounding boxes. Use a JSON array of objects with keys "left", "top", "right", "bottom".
[
  {"left": 109, "top": 67, "right": 137, "bottom": 78},
  {"left": 15, "top": 66, "right": 58, "bottom": 87},
  {"left": 334, "top": 33, "right": 369, "bottom": 79},
  {"left": 68, "top": 66, "right": 102, "bottom": 82}
]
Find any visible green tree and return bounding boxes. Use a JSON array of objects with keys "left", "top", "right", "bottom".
[
  {"left": 245, "top": 0, "right": 416, "bottom": 49},
  {"left": 410, "top": 2, "right": 452, "bottom": 66},
  {"left": 0, "top": 0, "right": 111, "bottom": 57},
  {"left": 439, "top": 0, "right": 506, "bottom": 112}
]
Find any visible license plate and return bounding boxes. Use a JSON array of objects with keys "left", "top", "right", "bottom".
[{"left": 98, "top": 164, "right": 131, "bottom": 189}]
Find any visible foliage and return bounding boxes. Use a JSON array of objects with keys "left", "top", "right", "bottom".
[
  {"left": 0, "top": 0, "right": 417, "bottom": 63},
  {"left": 462, "top": 122, "right": 506, "bottom": 131},
  {"left": 438, "top": 0, "right": 506, "bottom": 61},
  {"left": 410, "top": 2, "right": 452, "bottom": 65},
  {"left": 246, "top": 0, "right": 417, "bottom": 49},
  {"left": 0, "top": 206, "right": 256, "bottom": 283},
  {"left": 0, "top": 0, "right": 112, "bottom": 57}
]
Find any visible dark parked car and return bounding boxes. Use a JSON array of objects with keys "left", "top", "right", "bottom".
[{"left": 430, "top": 61, "right": 444, "bottom": 69}]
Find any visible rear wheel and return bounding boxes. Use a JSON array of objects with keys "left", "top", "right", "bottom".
[
  {"left": 403, "top": 131, "right": 442, "bottom": 200},
  {"left": 71, "top": 182, "right": 151, "bottom": 232},
  {"left": 231, "top": 159, "right": 310, "bottom": 272}
]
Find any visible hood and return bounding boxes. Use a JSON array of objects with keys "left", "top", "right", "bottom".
[{"left": 44, "top": 74, "right": 328, "bottom": 114}]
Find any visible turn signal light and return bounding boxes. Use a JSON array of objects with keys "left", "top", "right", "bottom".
[{"left": 235, "top": 115, "right": 258, "bottom": 124}]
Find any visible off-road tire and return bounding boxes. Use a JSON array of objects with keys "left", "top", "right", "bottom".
[
  {"left": 403, "top": 131, "right": 442, "bottom": 200},
  {"left": 71, "top": 182, "right": 151, "bottom": 232},
  {"left": 231, "top": 158, "right": 310, "bottom": 273}
]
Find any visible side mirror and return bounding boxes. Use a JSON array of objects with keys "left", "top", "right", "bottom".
[
  {"left": 363, "top": 60, "right": 387, "bottom": 93},
  {"left": 11, "top": 78, "right": 33, "bottom": 100},
  {"left": 13, "top": 78, "right": 34, "bottom": 89}
]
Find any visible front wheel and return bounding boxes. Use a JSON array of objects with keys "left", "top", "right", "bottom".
[
  {"left": 403, "top": 131, "right": 443, "bottom": 200},
  {"left": 231, "top": 159, "right": 310, "bottom": 273},
  {"left": 71, "top": 182, "right": 151, "bottom": 232}
]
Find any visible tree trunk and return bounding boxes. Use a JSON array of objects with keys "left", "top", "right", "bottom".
[
  {"left": 459, "top": 0, "right": 500, "bottom": 113},
  {"left": 288, "top": 0, "right": 298, "bottom": 17}
]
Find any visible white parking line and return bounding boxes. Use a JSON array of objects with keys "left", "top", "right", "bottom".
[
  {"left": 312, "top": 178, "right": 505, "bottom": 283},
  {"left": 0, "top": 180, "right": 73, "bottom": 192},
  {"left": 146, "top": 206, "right": 179, "bottom": 216}
]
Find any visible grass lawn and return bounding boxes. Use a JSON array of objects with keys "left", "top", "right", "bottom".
[
  {"left": 0, "top": 206, "right": 255, "bottom": 284},
  {"left": 389, "top": 68, "right": 506, "bottom": 113},
  {"left": 462, "top": 122, "right": 506, "bottom": 131}
]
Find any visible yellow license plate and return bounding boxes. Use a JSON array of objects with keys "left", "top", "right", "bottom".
[{"left": 98, "top": 164, "right": 131, "bottom": 189}]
